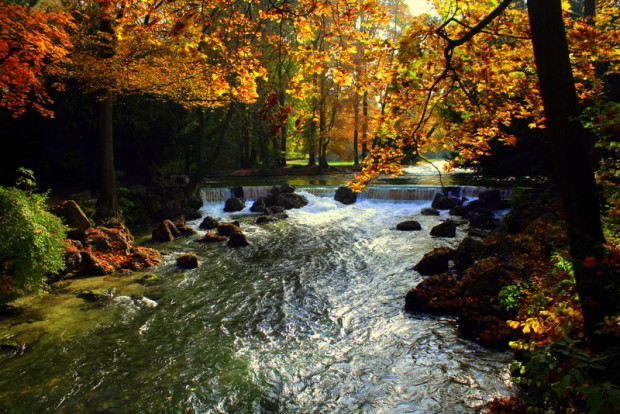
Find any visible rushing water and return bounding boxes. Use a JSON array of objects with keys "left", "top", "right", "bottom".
[{"left": 0, "top": 190, "right": 515, "bottom": 413}]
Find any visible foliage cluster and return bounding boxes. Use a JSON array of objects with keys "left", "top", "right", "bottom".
[
  {"left": 584, "top": 101, "right": 620, "bottom": 246},
  {"left": 501, "top": 247, "right": 620, "bottom": 413},
  {"left": 350, "top": 0, "right": 620, "bottom": 189},
  {"left": 0, "top": 183, "right": 67, "bottom": 304}
]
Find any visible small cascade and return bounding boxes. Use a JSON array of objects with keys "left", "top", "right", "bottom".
[
  {"left": 201, "top": 185, "right": 513, "bottom": 204},
  {"left": 202, "top": 188, "right": 232, "bottom": 203},
  {"left": 358, "top": 186, "right": 440, "bottom": 201}
]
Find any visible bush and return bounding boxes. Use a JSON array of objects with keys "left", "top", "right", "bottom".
[{"left": 0, "top": 186, "right": 67, "bottom": 303}]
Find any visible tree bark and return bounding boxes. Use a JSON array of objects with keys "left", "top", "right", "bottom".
[
  {"left": 528, "top": 0, "right": 615, "bottom": 348},
  {"left": 353, "top": 93, "right": 360, "bottom": 165},
  {"left": 95, "top": 96, "right": 119, "bottom": 219}
]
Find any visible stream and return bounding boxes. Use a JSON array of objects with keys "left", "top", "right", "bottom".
[{"left": 0, "top": 183, "right": 516, "bottom": 413}]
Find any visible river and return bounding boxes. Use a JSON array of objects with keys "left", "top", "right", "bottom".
[{"left": 0, "top": 165, "right": 518, "bottom": 413}]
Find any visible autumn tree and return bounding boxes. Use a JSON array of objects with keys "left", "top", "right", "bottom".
[
  {"left": 64, "top": 0, "right": 267, "bottom": 218},
  {"left": 353, "top": 0, "right": 620, "bottom": 345},
  {"left": 0, "top": 1, "right": 75, "bottom": 118}
]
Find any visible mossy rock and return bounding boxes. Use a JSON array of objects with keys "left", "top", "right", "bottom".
[
  {"left": 76, "top": 289, "right": 112, "bottom": 302},
  {"left": 137, "top": 273, "right": 161, "bottom": 286}
]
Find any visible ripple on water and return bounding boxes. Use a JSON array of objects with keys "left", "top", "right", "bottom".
[{"left": 0, "top": 193, "right": 514, "bottom": 413}]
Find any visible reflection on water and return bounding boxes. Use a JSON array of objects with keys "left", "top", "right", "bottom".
[
  {"left": 0, "top": 192, "right": 515, "bottom": 413},
  {"left": 204, "top": 161, "right": 541, "bottom": 189}
]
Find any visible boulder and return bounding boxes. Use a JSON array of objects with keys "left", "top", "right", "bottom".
[
  {"left": 231, "top": 186, "right": 245, "bottom": 199},
  {"left": 464, "top": 199, "right": 488, "bottom": 213},
  {"left": 152, "top": 219, "right": 179, "bottom": 242},
  {"left": 51, "top": 200, "right": 92, "bottom": 239},
  {"left": 469, "top": 213, "right": 499, "bottom": 230},
  {"left": 431, "top": 193, "right": 461, "bottom": 210},
  {"left": 279, "top": 184, "right": 296, "bottom": 194},
  {"left": 250, "top": 198, "right": 267, "bottom": 213},
  {"left": 452, "top": 236, "right": 485, "bottom": 273},
  {"left": 256, "top": 212, "right": 288, "bottom": 224},
  {"left": 199, "top": 216, "right": 219, "bottom": 230},
  {"left": 396, "top": 220, "right": 422, "bottom": 231},
  {"left": 77, "top": 289, "right": 112, "bottom": 302},
  {"left": 123, "top": 247, "right": 162, "bottom": 271},
  {"left": 458, "top": 256, "right": 524, "bottom": 298},
  {"left": 458, "top": 309, "right": 512, "bottom": 349},
  {"left": 195, "top": 232, "right": 227, "bottom": 243},
  {"left": 80, "top": 251, "right": 114, "bottom": 275},
  {"left": 266, "top": 206, "right": 286, "bottom": 215},
  {"left": 63, "top": 239, "right": 83, "bottom": 274},
  {"left": 138, "top": 274, "right": 161, "bottom": 286},
  {"left": 334, "top": 186, "right": 357, "bottom": 205},
  {"left": 177, "top": 253, "right": 199, "bottom": 269},
  {"left": 413, "top": 246, "right": 455, "bottom": 275},
  {"left": 263, "top": 185, "right": 308, "bottom": 210},
  {"left": 228, "top": 230, "right": 250, "bottom": 247},
  {"left": 68, "top": 221, "right": 161, "bottom": 276},
  {"left": 224, "top": 197, "right": 246, "bottom": 212},
  {"left": 430, "top": 219, "right": 457, "bottom": 237},
  {"left": 405, "top": 273, "right": 460, "bottom": 315},
  {"left": 420, "top": 207, "right": 440, "bottom": 216},
  {"left": 217, "top": 221, "right": 240, "bottom": 236},
  {"left": 172, "top": 216, "right": 197, "bottom": 236},
  {"left": 276, "top": 193, "right": 308, "bottom": 209},
  {"left": 84, "top": 223, "right": 133, "bottom": 254},
  {"left": 449, "top": 205, "right": 469, "bottom": 217}
]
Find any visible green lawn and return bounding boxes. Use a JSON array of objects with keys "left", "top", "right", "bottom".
[{"left": 286, "top": 159, "right": 355, "bottom": 166}]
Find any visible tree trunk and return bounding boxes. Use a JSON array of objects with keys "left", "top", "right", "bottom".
[
  {"left": 528, "top": 0, "right": 616, "bottom": 348},
  {"left": 279, "top": 91, "right": 287, "bottom": 167},
  {"left": 353, "top": 93, "right": 360, "bottom": 165},
  {"left": 95, "top": 96, "right": 119, "bottom": 219},
  {"left": 318, "top": 99, "right": 329, "bottom": 169},
  {"left": 185, "top": 108, "right": 209, "bottom": 199},
  {"left": 362, "top": 92, "right": 369, "bottom": 158}
]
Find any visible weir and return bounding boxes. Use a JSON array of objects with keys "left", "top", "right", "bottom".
[{"left": 201, "top": 185, "right": 513, "bottom": 203}]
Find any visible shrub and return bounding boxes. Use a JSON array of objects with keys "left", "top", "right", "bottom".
[{"left": 0, "top": 186, "right": 67, "bottom": 303}]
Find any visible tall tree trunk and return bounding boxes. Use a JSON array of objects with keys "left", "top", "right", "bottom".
[
  {"left": 528, "top": 0, "right": 616, "bottom": 348},
  {"left": 279, "top": 91, "right": 287, "bottom": 167},
  {"left": 185, "top": 108, "right": 209, "bottom": 199},
  {"left": 353, "top": 93, "right": 360, "bottom": 165},
  {"left": 95, "top": 96, "right": 119, "bottom": 219},
  {"left": 318, "top": 99, "right": 329, "bottom": 169},
  {"left": 361, "top": 92, "right": 369, "bottom": 158}
]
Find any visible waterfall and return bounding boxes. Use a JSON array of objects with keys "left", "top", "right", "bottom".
[{"left": 201, "top": 185, "right": 513, "bottom": 204}]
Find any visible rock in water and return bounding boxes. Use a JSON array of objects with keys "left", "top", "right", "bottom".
[
  {"left": 223, "top": 197, "right": 246, "bottom": 212},
  {"left": 334, "top": 186, "right": 357, "bottom": 204},
  {"left": 420, "top": 207, "right": 440, "bottom": 216},
  {"left": 396, "top": 220, "right": 422, "bottom": 231},
  {"left": 228, "top": 230, "right": 250, "bottom": 247},
  {"left": 431, "top": 193, "right": 461, "bottom": 210},
  {"left": 430, "top": 219, "right": 457, "bottom": 237},
  {"left": 176, "top": 252, "right": 199, "bottom": 269},
  {"left": 256, "top": 212, "right": 288, "bottom": 225},
  {"left": 405, "top": 273, "right": 460, "bottom": 315},
  {"left": 199, "top": 216, "right": 219, "bottom": 230},
  {"left": 195, "top": 232, "right": 227, "bottom": 243},
  {"left": 152, "top": 219, "right": 179, "bottom": 242},
  {"left": 217, "top": 221, "right": 240, "bottom": 236},
  {"left": 413, "top": 246, "right": 455, "bottom": 275}
]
